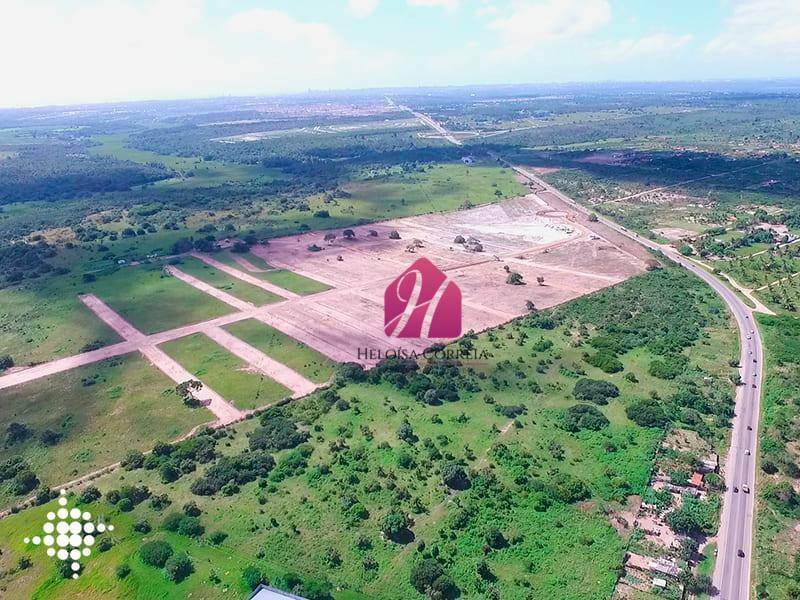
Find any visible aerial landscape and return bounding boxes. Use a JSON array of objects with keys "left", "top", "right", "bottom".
[{"left": 1, "top": 1, "right": 799, "bottom": 599}]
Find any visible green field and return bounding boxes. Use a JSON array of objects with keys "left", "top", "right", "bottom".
[
  {"left": 224, "top": 319, "right": 335, "bottom": 383},
  {"left": 81, "top": 263, "right": 233, "bottom": 334},
  {"left": 0, "top": 354, "right": 211, "bottom": 508},
  {"left": 0, "top": 281, "right": 121, "bottom": 366},
  {"left": 159, "top": 333, "right": 292, "bottom": 410},
  {"left": 88, "top": 134, "right": 287, "bottom": 189},
  {"left": 752, "top": 315, "right": 800, "bottom": 599},
  {"left": 258, "top": 269, "right": 330, "bottom": 295},
  {"left": 0, "top": 266, "right": 738, "bottom": 599},
  {"left": 174, "top": 257, "right": 284, "bottom": 306}
]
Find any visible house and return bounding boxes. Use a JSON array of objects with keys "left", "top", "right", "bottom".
[
  {"left": 689, "top": 472, "right": 704, "bottom": 488},
  {"left": 248, "top": 585, "right": 307, "bottom": 600}
]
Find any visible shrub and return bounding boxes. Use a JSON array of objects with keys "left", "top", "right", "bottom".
[
  {"left": 115, "top": 563, "right": 131, "bottom": 579},
  {"left": 242, "top": 565, "right": 264, "bottom": 590},
  {"left": 626, "top": 398, "right": 669, "bottom": 428},
  {"left": 79, "top": 486, "right": 101, "bottom": 504},
  {"left": 563, "top": 404, "right": 609, "bottom": 432},
  {"left": 133, "top": 519, "right": 151, "bottom": 533},
  {"left": 410, "top": 560, "right": 456, "bottom": 597},
  {"left": 164, "top": 552, "right": 193, "bottom": 582},
  {"left": 122, "top": 450, "right": 145, "bottom": 470},
  {"left": 441, "top": 462, "right": 470, "bottom": 490},
  {"left": 139, "top": 540, "right": 174, "bottom": 568},
  {"left": 573, "top": 379, "right": 619, "bottom": 405},
  {"left": 380, "top": 512, "right": 410, "bottom": 541},
  {"left": 484, "top": 527, "right": 507, "bottom": 549}
]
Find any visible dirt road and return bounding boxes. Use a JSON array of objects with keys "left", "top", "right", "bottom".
[{"left": 190, "top": 251, "right": 300, "bottom": 299}]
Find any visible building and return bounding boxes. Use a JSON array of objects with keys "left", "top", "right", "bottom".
[
  {"left": 689, "top": 472, "right": 704, "bottom": 488},
  {"left": 248, "top": 585, "right": 307, "bottom": 600}
]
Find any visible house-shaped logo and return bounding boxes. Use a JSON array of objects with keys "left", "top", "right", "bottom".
[{"left": 384, "top": 257, "right": 461, "bottom": 338}]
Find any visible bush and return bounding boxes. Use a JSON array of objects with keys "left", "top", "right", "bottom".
[
  {"left": 79, "top": 486, "right": 101, "bottom": 504},
  {"left": 380, "top": 512, "right": 410, "bottom": 541},
  {"left": 563, "top": 404, "right": 609, "bottom": 432},
  {"left": 410, "top": 560, "right": 456, "bottom": 598},
  {"left": 441, "top": 462, "right": 470, "bottom": 490},
  {"left": 242, "top": 565, "right": 264, "bottom": 590},
  {"left": 0, "top": 355, "right": 13, "bottom": 371},
  {"left": 116, "top": 563, "right": 131, "bottom": 579},
  {"left": 585, "top": 351, "right": 623, "bottom": 373},
  {"left": 626, "top": 398, "right": 669, "bottom": 428},
  {"left": 133, "top": 519, "right": 151, "bottom": 533},
  {"left": 250, "top": 413, "right": 307, "bottom": 451},
  {"left": 121, "top": 450, "right": 145, "bottom": 470},
  {"left": 484, "top": 527, "right": 507, "bottom": 549},
  {"left": 164, "top": 552, "right": 194, "bottom": 582},
  {"left": 573, "top": 378, "right": 619, "bottom": 404},
  {"left": 139, "top": 540, "right": 174, "bottom": 568}
]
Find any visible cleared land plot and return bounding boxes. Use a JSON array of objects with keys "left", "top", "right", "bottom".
[
  {"left": 81, "top": 264, "right": 233, "bottom": 334},
  {"left": 258, "top": 269, "right": 330, "bottom": 295},
  {"left": 211, "top": 250, "right": 273, "bottom": 271},
  {"left": 0, "top": 353, "right": 210, "bottom": 507},
  {"left": 159, "top": 333, "right": 292, "bottom": 410},
  {"left": 175, "top": 257, "right": 285, "bottom": 305},
  {"left": 224, "top": 319, "right": 336, "bottom": 384},
  {"left": 248, "top": 195, "right": 645, "bottom": 364}
]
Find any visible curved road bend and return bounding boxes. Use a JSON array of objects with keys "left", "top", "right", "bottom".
[{"left": 508, "top": 164, "right": 762, "bottom": 600}]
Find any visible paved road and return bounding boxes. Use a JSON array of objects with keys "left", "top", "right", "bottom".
[{"left": 510, "top": 164, "right": 762, "bottom": 600}]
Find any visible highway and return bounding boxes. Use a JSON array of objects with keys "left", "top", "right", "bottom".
[
  {"left": 405, "top": 104, "right": 762, "bottom": 598},
  {"left": 509, "top": 164, "right": 762, "bottom": 600}
]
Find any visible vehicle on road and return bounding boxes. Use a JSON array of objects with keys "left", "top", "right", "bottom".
[
  {"left": 747, "top": 425, "right": 753, "bottom": 430},
  {"left": 745, "top": 449, "right": 751, "bottom": 455},
  {"left": 734, "top": 486, "right": 739, "bottom": 493},
  {"left": 738, "top": 549, "right": 745, "bottom": 558},
  {"left": 742, "top": 484, "right": 750, "bottom": 493}
]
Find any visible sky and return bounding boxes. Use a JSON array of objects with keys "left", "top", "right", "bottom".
[{"left": 1, "top": 0, "right": 799, "bottom": 108}]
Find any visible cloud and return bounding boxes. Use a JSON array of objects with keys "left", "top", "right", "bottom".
[
  {"left": 348, "top": 0, "right": 379, "bottom": 18},
  {"left": 596, "top": 33, "right": 693, "bottom": 61},
  {"left": 487, "top": 0, "right": 611, "bottom": 56},
  {"left": 407, "top": 0, "right": 460, "bottom": 11},
  {"left": 706, "top": 0, "right": 800, "bottom": 56}
]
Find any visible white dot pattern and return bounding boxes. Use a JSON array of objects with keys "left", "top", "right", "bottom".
[{"left": 22, "top": 489, "right": 113, "bottom": 579}]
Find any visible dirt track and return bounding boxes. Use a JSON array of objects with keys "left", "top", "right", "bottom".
[{"left": 190, "top": 251, "right": 300, "bottom": 299}]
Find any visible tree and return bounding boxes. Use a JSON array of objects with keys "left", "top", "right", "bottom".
[
  {"left": 0, "top": 355, "right": 13, "bottom": 371},
  {"left": 453, "top": 235, "right": 465, "bottom": 244},
  {"left": 573, "top": 379, "right": 619, "bottom": 405},
  {"left": 506, "top": 271, "right": 524, "bottom": 285},
  {"left": 525, "top": 300, "right": 537, "bottom": 312},
  {"left": 389, "top": 230, "right": 401, "bottom": 239},
  {"left": 139, "top": 540, "right": 174, "bottom": 568},
  {"left": 122, "top": 450, "right": 145, "bottom": 470},
  {"left": 323, "top": 232, "right": 336, "bottom": 242},
  {"left": 410, "top": 560, "right": 456, "bottom": 598},
  {"left": 164, "top": 552, "right": 193, "bottom": 582},
  {"left": 563, "top": 404, "right": 609, "bottom": 432},
  {"left": 678, "top": 537, "right": 699, "bottom": 561},
  {"left": 343, "top": 229, "right": 356, "bottom": 239},
  {"left": 379, "top": 512, "right": 410, "bottom": 541},
  {"left": 441, "top": 462, "right": 470, "bottom": 490},
  {"left": 397, "top": 420, "right": 415, "bottom": 443},
  {"left": 626, "top": 398, "right": 669, "bottom": 428},
  {"left": 536, "top": 276, "right": 545, "bottom": 286},
  {"left": 588, "top": 213, "right": 598, "bottom": 222},
  {"left": 484, "top": 527, "right": 507, "bottom": 549}
]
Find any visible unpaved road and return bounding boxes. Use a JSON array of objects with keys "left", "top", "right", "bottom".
[
  {"left": 190, "top": 251, "right": 300, "bottom": 299},
  {"left": 204, "top": 326, "right": 317, "bottom": 397},
  {"left": 165, "top": 265, "right": 255, "bottom": 311}
]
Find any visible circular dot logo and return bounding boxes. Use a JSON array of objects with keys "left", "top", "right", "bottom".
[{"left": 23, "top": 489, "right": 113, "bottom": 579}]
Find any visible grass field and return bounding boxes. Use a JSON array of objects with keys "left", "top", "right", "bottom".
[
  {"left": 82, "top": 263, "right": 233, "bottom": 334},
  {"left": 0, "top": 267, "right": 738, "bottom": 599},
  {"left": 752, "top": 315, "right": 800, "bottom": 599},
  {"left": 88, "top": 134, "right": 287, "bottom": 189},
  {"left": 224, "top": 319, "right": 336, "bottom": 383},
  {"left": 174, "top": 257, "right": 284, "bottom": 306},
  {"left": 209, "top": 250, "right": 273, "bottom": 271},
  {"left": 159, "top": 333, "right": 292, "bottom": 410},
  {"left": 257, "top": 269, "right": 330, "bottom": 295},
  {"left": 0, "top": 354, "right": 211, "bottom": 508},
  {"left": 0, "top": 281, "right": 121, "bottom": 366}
]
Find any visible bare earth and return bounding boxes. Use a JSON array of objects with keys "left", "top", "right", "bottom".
[{"left": 0, "top": 192, "right": 645, "bottom": 403}]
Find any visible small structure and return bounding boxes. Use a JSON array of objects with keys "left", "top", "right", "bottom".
[
  {"left": 689, "top": 472, "right": 704, "bottom": 488},
  {"left": 648, "top": 557, "right": 680, "bottom": 578},
  {"left": 249, "top": 584, "right": 307, "bottom": 600},
  {"left": 652, "top": 578, "right": 667, "bottom": 589}
]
